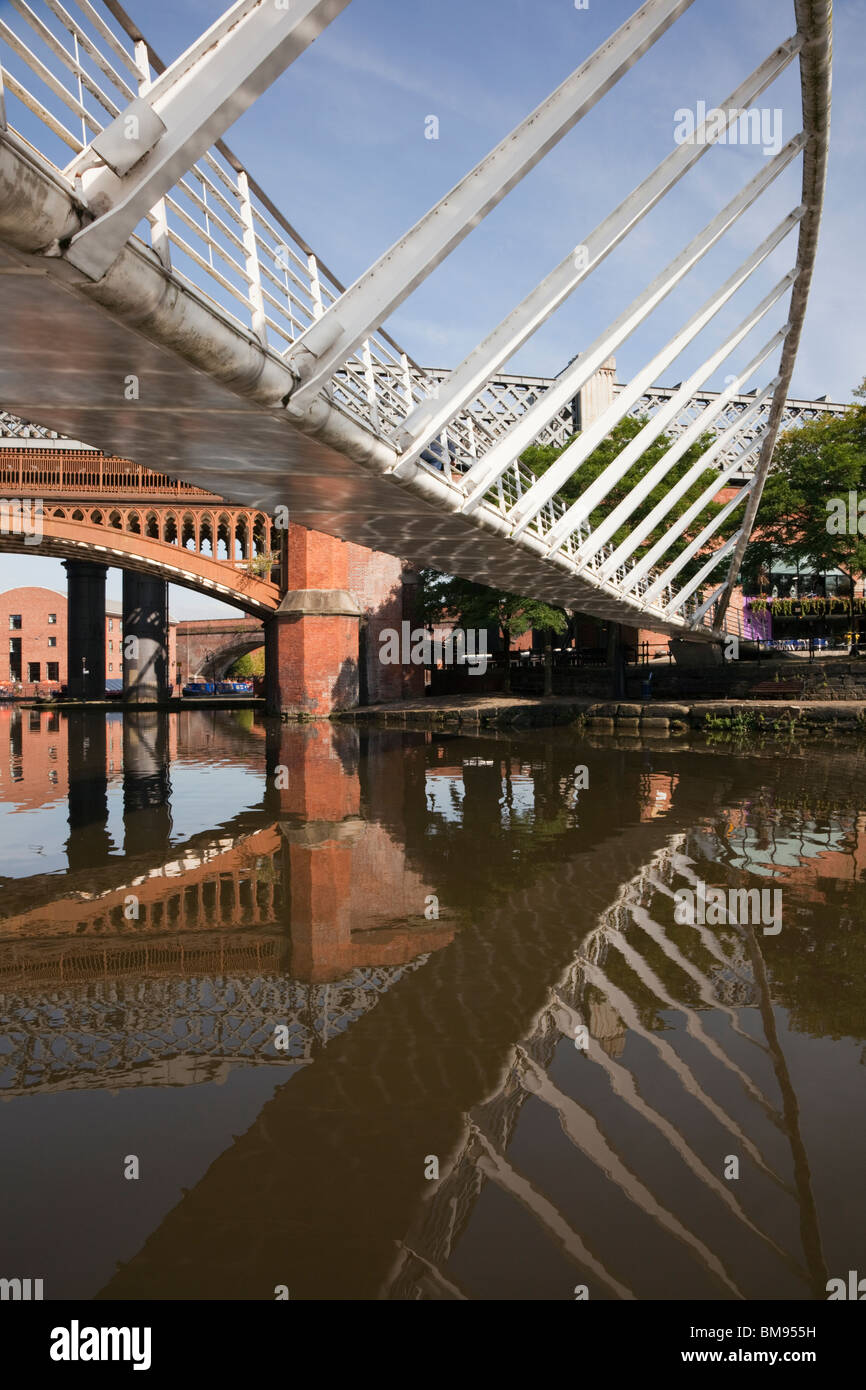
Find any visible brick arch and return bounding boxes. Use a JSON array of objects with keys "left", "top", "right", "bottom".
[
  {"left": 199, "top": 635, "right": 264, "bottom": 680},
  {"left": 0, "top": 518, "right": 280, "bottom": 615}
]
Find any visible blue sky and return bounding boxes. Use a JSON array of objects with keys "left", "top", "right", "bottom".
[{"left": 1, "top": 0, "right": 863, "bottom": 616}]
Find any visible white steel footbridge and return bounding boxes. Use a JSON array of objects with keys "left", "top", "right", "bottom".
[{"left": 0, "top": 0, "right": 833, "bottom": 639}]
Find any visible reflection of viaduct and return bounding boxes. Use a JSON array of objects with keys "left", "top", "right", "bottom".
[
  {"left": 0, "top": 427, "right": 419, "bottom": 711},
  {"left": 0, "top": 717, "right": 454, "bottom": 1096}
]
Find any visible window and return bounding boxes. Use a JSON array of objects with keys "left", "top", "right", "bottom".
[
  {"left": 47, "top": 613, "right": 57, "bottom": 624},
  {"left": 108, "top": 663, "right": 113, "bottom": 672},
  {"left": 47, "top": 663, "right": 59, "bottom": 682},
  {"left": 108, "top": 641, "right": 113, "bottom": 653},
  {"left": 48, "top": 636, "right": 57, "bottom": 648},
  {"left": 9, "top": 614, "right": 21, "bottom": 630},
  {"left": 27, "top": 662, "right": 41, "bottom": 682},
  {"left": 108, "top": 619, "right": 114, "bottom": 632},
  {"left": 9, "top": 637, "right": 21, "bottom": 681}
]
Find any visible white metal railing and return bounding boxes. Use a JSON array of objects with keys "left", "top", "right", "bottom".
[{"left": 0, "top": 0, "right": 818, "bottom": 642}]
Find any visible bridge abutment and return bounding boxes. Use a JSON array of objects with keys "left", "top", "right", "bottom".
[
  {"left": 123, "top": 572, "right": 169, "bottom": 703},
  {"left": 265, "top": 525, "right": 361, "bottom": 718},
  {"left": 63, "top": 560, "right": 108, "bottom": 699}
]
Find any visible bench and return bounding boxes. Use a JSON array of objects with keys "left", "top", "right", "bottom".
[{"left": 747, "top": 679, "right": 804, "bottom": 700}]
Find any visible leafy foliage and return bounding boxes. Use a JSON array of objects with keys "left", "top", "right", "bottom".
[
  {"left": 414, "top": 570, "right": 566, "bottom": 690},
  {"left": 521, "top": 415, "right": 739, "bottom": 587},
  {"left": 741, "top": 392, "right": 866, "bottom": 592},
  {"left": 228, "top": 647, "right": 265, "bottom": 678}
]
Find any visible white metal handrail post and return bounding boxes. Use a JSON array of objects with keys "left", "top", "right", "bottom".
[
  {"left": 132, "top": 39, "right": 171, "bottom": 271},
  {"left": 238, "top": 169, "right": 267, "bottom": 344}
]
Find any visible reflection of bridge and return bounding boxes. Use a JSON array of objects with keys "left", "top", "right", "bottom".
[
  {"left": 84, "top": 730, "right": 863, "bottom": 1301},
  {"left": 93, "top": 738, "right": 734, "bottom": 1300},
  {"left": 387, "top": 838, "right": 827, "bottom": 1300},
  {"left": 0, "top": 718, "right": 454, "bottom": 1096},
  {"left": 1, "top": 709, "right": 861, "bottom": 1297},
  {"left": 0, "top": 0, "right": 831, "bottom": 684},
  {"left": 0, "top": 960, "right": 434, "bottom": 1096}
]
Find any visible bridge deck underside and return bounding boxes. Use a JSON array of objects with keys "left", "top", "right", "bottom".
[{"left": 0, "top": 240, "right": 709, "bottom": 637}]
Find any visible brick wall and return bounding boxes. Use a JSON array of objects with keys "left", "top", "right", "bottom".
[
  {"left": 0, "top": 587, "right": 67, "bottom": 691},
  {"left": 175, "top": 617, "right": 263, "bottom": 684},
  {"left": 0, "top": 584, "right": 176, "bottom": 695},
  {"left": 346, "top": 544, "right": 426, "bottom": 703}
]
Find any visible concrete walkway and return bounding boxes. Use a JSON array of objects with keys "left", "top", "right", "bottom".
[{"left": 337, "top": 692, "right": 866, "bottom": 732}]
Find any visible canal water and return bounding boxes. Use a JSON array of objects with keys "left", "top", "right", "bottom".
[{"left": 0, "top": 706, "right": 863, "bottom": 1301}]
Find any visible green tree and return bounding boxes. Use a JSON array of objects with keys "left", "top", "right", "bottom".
[
  {"left": 415, "top": 570, "right": 567, "bottom": 693},
  {"left": 521, "top": 416, "right": 741, "bottom": 592},
  {"left": 741, "top": 398, "right": 866, "bottom": 620},
  {"left": 228, "top": 647, "right": 265, "bottom": 678}
]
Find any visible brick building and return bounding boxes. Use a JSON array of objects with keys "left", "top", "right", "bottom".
[{"left": 0, "top": 585, "right": 176, "bottom": 696}]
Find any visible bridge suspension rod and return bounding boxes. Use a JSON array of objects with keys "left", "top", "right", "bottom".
[
  {"left": 663, "top": 530, "right": 741, "bottom": 616},
  {"left": 525, "top": 282, "right": 795, "bottom": 547},
  {"left": 537, "top": 277, "right": 795, "bottom": 551},
  {"left": 712, "top": 0, "right": 832, "bottom": 632},
  {"left": 586, "top": 333, "right": 787, "bottom": 574},
  {"left": 389, "top": 37, "right": 804, "bottom": 478},
  {"left": 458, "top": 138, "right": 805, "bottom": 515},
  {"left": 643, "top": 482, "right": 754, "bottom": 609},
  {"left": 282, "top": 0, "right": 698, "bottom": 407},
  {"left": 538, "top": 244, "right": 803, "bottom": 554},
  {"left": 612, "top": 387, "right": 778, "bottom": 592}
]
